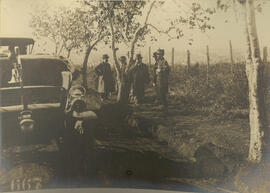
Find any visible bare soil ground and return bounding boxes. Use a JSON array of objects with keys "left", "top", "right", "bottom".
[
  {"left": 85, "top": 86, "right": 250, "bottom": 192},
  {"left": 0, "top": 70, "right": 251, "bottom": 192}
]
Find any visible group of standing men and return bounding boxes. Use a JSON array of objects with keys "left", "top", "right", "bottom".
[{"left": 94, "top": 49, "right": 170, "bottom": 111}]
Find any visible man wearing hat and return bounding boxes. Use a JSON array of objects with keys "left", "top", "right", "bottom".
[
  {"left": 95, "top": 54, "right": 114, "bottom": 101},
  {"left": 153, "top": 51, "right": 158, "bottom": 63},
  {"left": 153, "top": 49, "right": 170, "bottom": 113},
  {"left": 130, "top": 54, "right": 150, "bottom": 104},
  {"left": 119, "top": 56, "right": 128, "bottom": 71}
]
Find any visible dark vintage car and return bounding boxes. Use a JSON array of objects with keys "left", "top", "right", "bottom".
[
  {"left": 0, "top": 36, "right": 34, "bottom": 54},
  {"left": 0, "top": 37, "right": 97, "bottom": 191},
  {"left": 1, "top": 55, "right": 69, "bottom": 146},
  {"left": 0, "top": 36, "right": 34, "bottom": 87}
]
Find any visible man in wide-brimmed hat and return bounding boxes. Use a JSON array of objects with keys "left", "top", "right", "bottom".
[
  {"left": 130, "top": 54, "right": 150, "bottom": 104},
  {"left": 153, "top": 49, "right": 170, "bottom": 114},
  {"left": 95, "top": 54, "right": 114, "bottom": 101}
]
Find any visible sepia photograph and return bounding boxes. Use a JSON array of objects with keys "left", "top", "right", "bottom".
[{"left": 0, "top": 0, "right": 270, "bottom": 192}]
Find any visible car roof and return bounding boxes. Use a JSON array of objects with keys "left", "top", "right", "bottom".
[
  {"left": 0, "top": 36, "right": 35, "bottom": 46},
  {"left": 19, "top": 55, "right": 71, "bottom": 71},
  {"left": 19, "top": 55, "right": 63, "bottom": 60}
]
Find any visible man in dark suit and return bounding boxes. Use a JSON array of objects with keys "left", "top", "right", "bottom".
[
  {"left": 130, "top": 54, "right": 150, "bottom": 104},
  {"left": 95, "top": 54, "right": 114, "bottom": 101}
]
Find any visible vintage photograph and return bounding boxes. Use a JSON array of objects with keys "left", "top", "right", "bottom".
[{"left": 0, "top": 0, "right": 270, "bottom": 192}]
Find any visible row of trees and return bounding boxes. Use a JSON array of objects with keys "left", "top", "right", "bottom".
[
  {"left": 30, "top": 0, "right": 214, "bottom": 101},
  {"left": 30, "top": 0, "right": 269, "bottom": 165}
]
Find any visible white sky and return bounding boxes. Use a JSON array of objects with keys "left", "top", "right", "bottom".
[{"left": 1, "top": 0, "right": 270, "bottom": 65}]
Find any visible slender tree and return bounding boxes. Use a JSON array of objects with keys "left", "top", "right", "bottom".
[
  {"left": 30, "top": 5, "right": 108, "bottom": 89},
  {"left": 73, "top": 4, "right": 108, "bottom": 88},
  {"left": 218, "top": 0, "right": 268, "bottom": 163},
  {"left": 30, "top": 7, "right": 81, "bottom": 56},
  {"left": 242, "top": 0, "right": 266, "bottom": 163},
  {"left": 84, "top": 1, "right": 214, "bottom": 103}
]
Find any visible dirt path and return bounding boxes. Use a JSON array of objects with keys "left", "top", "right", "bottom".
[
  {"left": 0, "top": 139, "right": 205, "bottom": 192},
  {"left": 133, "top": 101, "right": 249, "bottom": 160}
]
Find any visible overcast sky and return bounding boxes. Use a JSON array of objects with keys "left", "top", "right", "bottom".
[{"left": 1, "top": 0, "right": 270, "bottom": 65}]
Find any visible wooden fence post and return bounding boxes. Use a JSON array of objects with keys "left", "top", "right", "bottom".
[
  {"left": 263, "top": 46, "right": 268, "bottom": 64},
  {"left": 229, "top": 40, "right": 234, "bottom": 74},
  {"left": 187, "top": 50, "right": 190, "bottom": 74},
  {"left": 206, "top": 45, "right": 210, "bottom": 84},
  {"left": 149, "top": 46, "right": 152, "bottom": 67},
  {"left": 171, "top": 47, "right": 175, "bottom": 69}
]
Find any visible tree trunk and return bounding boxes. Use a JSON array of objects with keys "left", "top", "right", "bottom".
[
  {"left": 107, "top": 2, "right": 155, "bottom": 104},
  {"left": 114, "top": 3, "right": 155, "bottom": 104},
  {"left": 67, "top": 49, "right": 71, "bottom": 58},
  {"left": 116, "top": 74, "right": 129, "bottom": 104},
  {"left": 58, "top": 44, "right": 64, "bottom": 56},
  {"left": 115, "top": 62, "right": 131, "bottom": 103},
  {"left": 246, "top": 59, "right": 265, "bottom": 163},
  {"left": 82, "top": 46, "right": 92, "bottom": 89},
  {"left": 242, "top": 0, "right": 266, "bottom": 163},
  {"left": 108, "top": 7, "right": 131, "bottom": 104}
]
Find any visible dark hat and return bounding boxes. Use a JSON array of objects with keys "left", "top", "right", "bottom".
[
  {"left": 136, "top": 54, "right": 142, "bottom": 59},
  {"left": 102, "top": 54, "right": 109, "bottom": 59},
  {"left": 153, "top": 52, "right": 158, "bottom": 57},
  {"left": 120, "top": 56, "right": 127, "bottom": 61}
]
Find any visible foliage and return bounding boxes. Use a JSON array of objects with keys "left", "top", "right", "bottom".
[
  {"left": 82, "top": 61, "right": 249, "bottom": 120},
  {"left": 96, "top": 1, "right": 147, "bottom": 45},
  {"left": 30, "top": 4, "right": 107, "bottom": 57},
  {"left": 30, "top": 7, "right": 81, "bottom": 56},
  {"left": 82, "top": 1, "right": 215, "bottom": 61},
  {"left": 81, "top": 0, "right": 216, "bottom": 102},
  {"left": 217, "top": 0, "right": 267, "bottom": 12},
  {"left": 30, "top": 2, "right": 109, "bottom": 89},
  {"left": 169, "top": 63, "right": 249, "bottom": 120}
]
